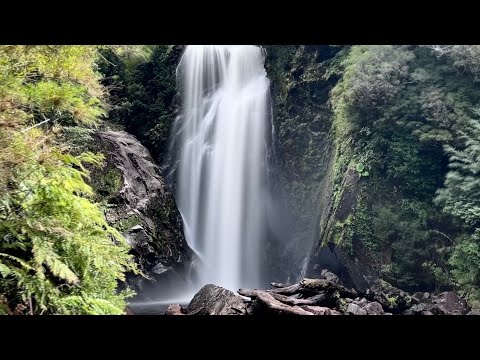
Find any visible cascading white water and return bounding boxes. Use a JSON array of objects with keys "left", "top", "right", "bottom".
[{"left": 174, "top": 45, "right": 270, "bottom": 292}]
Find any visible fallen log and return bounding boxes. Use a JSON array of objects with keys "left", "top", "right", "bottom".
[
  {"left": 301, "top": 278, "right": 357, "bottom": 298},
  {"left": 300, "top": 305, "right": 341, "bottom": 315},
  {"left": 238, "top": 289, "right": 257, "bottom": 298},
  {"left": 270, "top": 292, "right": 316, "bottom": 306},
  {"left": 239, "top": 289, "right": 316, "bottom": 306},
  {"left": 270, "top": 282, "right": 290, "bottom": 288},
  {"left": 304, "top": 293, "right": 329, "bottom": 306},
  {"left": 254, "top": 291, "right": 314, "bottom": 315},
  {"left": 266, "top": 283, "right": 302, "bottom": 295},
  {"left": 289, "top": 293, "right": 302, "bottom": 299}
]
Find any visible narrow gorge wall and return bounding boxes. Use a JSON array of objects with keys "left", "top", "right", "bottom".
[
  {"left": 279, "top": 46, "right": 475, "bottom": 295},
  {"left": 264, "top": 45, "right": 348, "bottom": 283}
]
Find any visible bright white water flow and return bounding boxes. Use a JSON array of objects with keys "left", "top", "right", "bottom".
[{"left": 173, "top": 45, "right": 271, "bottom": 292}]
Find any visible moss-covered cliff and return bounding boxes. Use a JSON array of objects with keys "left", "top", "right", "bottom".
[
  {"left": 62, "top": 125, "right": 192, "bottom": 300},
  {"left": 266, "top": 45, "right": 480, "bottom": 302},
  {"left": 264, "top": 45, "right": 347, "bottom": 282}
]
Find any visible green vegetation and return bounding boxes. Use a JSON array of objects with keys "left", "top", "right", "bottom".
[
  {"left": 328, "top": 45, "right": 480, "bottom": 300},
  {"left": 98, "top": 45, "right": 180, "bottom": 163},
  {"left": 0, "top": 46, "right": 138, "bottom": 314}
]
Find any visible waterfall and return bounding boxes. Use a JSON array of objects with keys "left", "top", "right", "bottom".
[{"left": 173, "top": 45, "right": 271, "bottom": 292}]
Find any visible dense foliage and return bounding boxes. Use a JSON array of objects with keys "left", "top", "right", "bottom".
[
  {"left": 330, "top": 45, "right": 480, "bottom": 301},
  {"left": 98, "top": 45, "right": 180, "bottom": 164},
  {"left": 0, "top": 46, "right": 137, "bottom": 315}
]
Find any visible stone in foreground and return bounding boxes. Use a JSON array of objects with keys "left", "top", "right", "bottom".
[{"left": 186, "top": 284, "right": 248, "bottom": 315}]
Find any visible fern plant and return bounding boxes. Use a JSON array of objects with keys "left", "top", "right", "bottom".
[
  {"left": 0, "top": 130, "right": 138, "bottom": 314},
  {"left": 0, "top": 45, "right": 140, "bottom": 314}
]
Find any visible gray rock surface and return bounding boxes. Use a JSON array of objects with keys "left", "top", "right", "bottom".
[{"left": 187, "top": 284, "right": 248, "bottom": 315}]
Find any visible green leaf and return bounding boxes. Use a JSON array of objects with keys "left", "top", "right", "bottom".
[{"left": 0, "top": 263, "right": 11, "bottom": 278}]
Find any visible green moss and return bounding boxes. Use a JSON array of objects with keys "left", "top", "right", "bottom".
[
  {"left": 338, "top": 298, "right": 349, "bottom": 313},
  {"left": 92, "top": 167, "right": 123, "bottom": 199},
  {"left": 404, "top": 294, "right": 412, "bottom": 306},
  {"left": 329, "top": 214, "right": 354, "bottom": 253},
  {"left": 387, "top": 295, "right": 398, "bottom": 308},
  {"left": 116, "top": 215, "right": 141, "bottom": 232},
  {"left": 104, "top": 168, "right": 123, "bottom": 194}
]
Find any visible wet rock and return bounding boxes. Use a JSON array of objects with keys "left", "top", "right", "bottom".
[
  {"left": 187, "top": 284, "right": 247, "bottom": 315},
  {"left": 366, "top": 279, "right": 415, "bottom": 313},
  {"left": 412, "top": 292, "right": 424, "bottom": 302},
  {"left": 356, "top": 298, "right": 368, "bottom": 306},
  {"left": 320, "top": 269, "right": 342, "bottom": 284},
  {"left": 125, "top": 307, "right": 135, "bottom": 315},
  {"left": 151, "top": 262, "right": 173, "bottom": 275},
  {"left": 408, "top": 303, "right": 427, "bottom": 314},
  {"left": 403, "top": 291, "right": 466, "bottom": 315},
  {"left": 347, "top": 303, "right": 367, "bottom": 315},
  {"left": 165, "top": 304, "right": 185, "bottom": 315},
  {"left": 88, "top": 131, "right": 193, "bottom": 299},
  {"left": 306, "top": 243, "right": 375, "bottom": 293},
  {"left": 431, "top": 291, "right": 467, "bottom": 315},
  {"left": 363, "top": 301, "right": 384, "bottom": 315}
]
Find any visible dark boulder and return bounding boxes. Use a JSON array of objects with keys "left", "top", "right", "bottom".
[
  {"left": 307, "top": 242, "right": 377, "bottom": 293},
  {"left": 363, "top": 301, "right": 384, "bottom": 315},
  {"left": 431, "top": 291, "right": 468, "bottom": 315},
  {"left": 346, "top": 303, "right": 367, "bottom": 315},
  {"left": 366, "top": 279, "right": 415, "bottom": 313},
  {"left": 87, "top": 130, "right": 193, "bottom": 300},
  {"left": 165, "top": 304, "right": 185, "bottom": 315},
  {"left": 186, "top": 284, "right": 248, "bottom": 315},
  {"left": 320, "top": 269, "right": 343, "bottom": 284}
]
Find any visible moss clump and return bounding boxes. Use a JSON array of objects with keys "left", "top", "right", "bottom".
[
  {"left": 103, "top": 168, "right": 123, "bottom": 194},
  {"left": 387, "top": 295, "right": 398, "bottom": 308},
  {"left": 338, "top": 298, "right": 349, "bottom": 313},
  {"left": 116, "top": 215, "right": 141, "bottom": 232}
]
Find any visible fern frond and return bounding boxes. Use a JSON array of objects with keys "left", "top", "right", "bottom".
[
  {"left": 0, "top": 262, "right": 11, "bottom": 278},
  {"left": 0, "top": 253, "right": 33, "bottom": 271},
  {"left": 32, "top": 239, "right": 79, "bottom": 285}
]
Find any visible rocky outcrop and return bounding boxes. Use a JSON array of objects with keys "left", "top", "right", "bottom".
[
  {"left": 366, "top": 279, "right": 415, "bottom": 313},
  {"left": 403, "top": 291, "right": 468, "bottom": 315},
  {"left": 88, "top": 130, "right": 193, "bottom": 298},
  {"left": 431, "top": 291, "right": 468, "bottom": 315},
  {"left": 307, "top": 243, "right": 378, "bottom": 293},
  {"left": 178, "top": 277, "right": 468, "bottom": 316},
  {"left": 186, "top": 284, "right": 248, "bottom": 315}
]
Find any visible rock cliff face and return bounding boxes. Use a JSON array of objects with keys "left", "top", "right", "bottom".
[
  {"left": 88, "top": 130, "right": 193, "bottom": 299},
  {"left": 265, "top": 45, "right": 380, "bottom": 291},
  {"left": 264, "top": 45, "right": 371, "bottom": 286}
]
